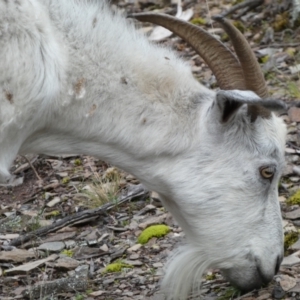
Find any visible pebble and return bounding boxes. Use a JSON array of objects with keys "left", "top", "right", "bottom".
[
  {"left": 272, "top": 285, "right": 285, "bottom": 299},
  {"left": 127, "top": 244, "right": 142, "bottom": 252}
]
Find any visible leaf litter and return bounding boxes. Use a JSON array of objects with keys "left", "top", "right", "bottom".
[{"left": 3, "top": 0, "right": 300, "bottom": 299}]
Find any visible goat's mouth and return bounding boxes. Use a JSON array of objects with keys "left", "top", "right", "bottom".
[{"left": 221, "top": 266, "right": 274, "bottom": 292}]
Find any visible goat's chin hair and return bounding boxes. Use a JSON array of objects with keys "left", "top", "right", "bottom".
[{"left": 161, "top": 244, "right": 211, "bottom": 300}]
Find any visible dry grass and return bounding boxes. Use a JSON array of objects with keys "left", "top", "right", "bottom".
[{"left": 82, "top": 167, "right": 124, "bottom": 208}]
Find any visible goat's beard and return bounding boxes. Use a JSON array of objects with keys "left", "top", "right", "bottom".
[
  {"left": 160, "top": 244, "right": 211, "bottom": 300},
  {"left": 161, "top": 242, "right": 253, "bottom": 299}
]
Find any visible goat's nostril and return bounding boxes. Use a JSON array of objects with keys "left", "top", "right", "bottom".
[{"left": 275, "top": 255, "right": 282, "bottom": 274}]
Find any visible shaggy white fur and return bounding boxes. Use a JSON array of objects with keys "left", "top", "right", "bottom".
[{"left": 0, "top": 1, "right": 286, "bottom": 299}]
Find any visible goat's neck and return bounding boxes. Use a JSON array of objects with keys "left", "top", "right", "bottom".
[
  {"left": 17, "top": 1, "right": 214, "bottom": 192},
  {"left": 20, "top": 63, "right": 213, "bottom": 193}
]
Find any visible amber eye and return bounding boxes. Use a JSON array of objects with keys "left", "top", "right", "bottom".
[{"left": 260, "top": 166, "right": 275, "bottom": 180}]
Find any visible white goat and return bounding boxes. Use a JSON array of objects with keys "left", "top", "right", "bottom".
[{"left": 0, "top": 1, "right": 287, "bottom": 299}]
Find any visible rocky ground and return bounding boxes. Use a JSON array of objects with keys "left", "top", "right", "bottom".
[{"left": 2, "top": 0, "right": 300, "bottom": 299}]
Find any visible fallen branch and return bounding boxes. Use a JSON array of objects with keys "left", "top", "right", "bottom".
[
  {"left": 260, "top": 42, "right": 300, "bottom": 48},
  {"left": 23, "top": 276, "right": 88, "bottom": 299},
  {"left": 22, "top": 155, "right": 43, "bottom": 182},
  {"left": 9, "top": 184, "right": 149, "bottom": 247},
  {"left": 220, "top": 0, "right": 263, "bottom": 18}
]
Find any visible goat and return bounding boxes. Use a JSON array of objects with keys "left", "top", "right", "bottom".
[{"left": 0, "top": 1, "right": 287, "bottom": 299}]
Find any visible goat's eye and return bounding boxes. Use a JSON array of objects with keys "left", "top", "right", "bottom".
[{"left": 260, "top": 166, "right": 275, "bottom": 180}]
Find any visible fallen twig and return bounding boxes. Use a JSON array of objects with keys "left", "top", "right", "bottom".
[
  {"left": 22, "top": 155, "right": 43, "bottom": 182},
  {"left": 9, "top": 184, "right": 149, "bottom": 247},
  {"left": 260, "top": 42, "right": 300, "bottom": 48},
  {"left": 220, "top": 0, "right": 263, "bottom": 18}
]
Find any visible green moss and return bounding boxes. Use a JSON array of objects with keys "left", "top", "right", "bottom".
[
  {"left": 74, "top": 159, "right": 82, "bottom": 166},
  {"left": 103, "top": 262, "right": 133, "bottom": 273},
  {"left": 62, "top": 177, "right": 70, "bottom": 184},
  {"left": 286, "top": 48, "right": 296, "bottom": 57},
  {"left": 233, "top": 21, "right": 245, "bottom": 33},
  {"left": 284, "top": 232, "right": 299, "bottom": 251},
  {"left": 205, "top": 273, "right": 216, "bottom": 280},
  {"left": 260, "top": 55, "right": 269, "bottom": 64},
  {"left": 191, "top": 18, "right": 206, "bottom": 25},
  {"left": 221, "top": 33, "right": 229, "bottom": 42},
  {"left": 27, "top": 217, "right": 41, "bottom": 232},
  {"left": 137, "top": 225, "right": 170, "bottom": 244},
  {"left": 61, "top": 250, "right": 74, "bottom": 257},
  {"left": 287, "top": 82, "right": 300, "bottom": 98},
  {"left": 273, "top": 12, "right": 289, "bottom": 31},
  {"left": 48, "top": 210, "right": 60, "bottom": 217},
  {"left": 287, "top": 190, "right": 300, "bottom": 205},
  {"left": 217, "top": 287, "right": 240, "bottom": 300}
]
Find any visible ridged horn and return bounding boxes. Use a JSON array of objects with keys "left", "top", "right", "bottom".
[
  {"left": 213, "top": 15, "right": 268, "bottom": 98},
  {"left": 213, "top": 16, "right": 270, "bottom": 119},
  {"left": 128, "top": 13, "right": 246, "bottom": 91}
]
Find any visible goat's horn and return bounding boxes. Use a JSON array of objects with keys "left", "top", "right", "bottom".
[
  {"left": 213, "top": 16, "right": 269, "bottom": 120},
  {"left": 213, "top": 16, "right": 268, "bottom": 98},
  {"left": 128, "top": 13, "right": 246, "bottom": 91}
]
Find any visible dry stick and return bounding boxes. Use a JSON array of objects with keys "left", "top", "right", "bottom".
[
  {"left": 260, "top": 42, "right": 300, "bottom": 48},
  {"left": 220, "top": 0, "right": 263, "bottom": 18},
  {"left": 9, "top": 184, "right": 149, "bottom": 247},
  {"left": 22, "top": 155, "right": 43, "bottom": 181}
]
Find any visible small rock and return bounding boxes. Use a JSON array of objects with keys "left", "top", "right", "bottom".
[
  {"left": 89, "top": 290, "right": 105, "bottom": 296},
  {"left": 97, "top": 233, "right": 109, "bottom": 243},
  {"left": 0, "top": 234, "right": 19, "bottom": 240},
  {"left": 64, "top": 240, "right": 76, "bottom": 249},
  {"left": 285, "top": 148, "right": 296, "bottom": 154},
  {"left": 5, "top": 254, "right": 58, "bottom": 275},
  {"left": 155, "top": 268, "right": 164, "bottom": 276},
  {"left": 153, "top": 262, "right": 163, "bottom": 268},
  {"left": 279, "top": 275, "right": 297, "bottom": 291},
  {"left": 150, "top": 191, "right": 163, "bottom": 207},
  {"left": 281, "top": 253, "right": 300, "bottom": 267},
  {"left": 293, "top": 165, "right": 300, "bottom": 175},
  {"left": 55, "top": 257, "right": 79, "bottom": 270},
  {"left": 103, "top": 278, "right": 114, "bottom": 285},
  {"left": 129, "top": 253, "right": 140, "bottom": 260},
  {"left": 99, "top": 244, "right": 108, "bottom": 252},
  {"left": 135, "top": 204, "right": 156, "bottom": 216},
  {"left": 0, "top": 249, "right": 35, "bottom": 263},
  {"left": 127, "top": 244, "right": 142, "bottom": 253},
  {"left": 279, "top": 196, "right": 286, "bottom": 203},
  {"left": 284, "top": 208, "right": 300, "bottom": 220},
  {"left": 272, "top": 285, "right": 285, "bottom": 299},
  {"left": 257, "top": 293, "right": 271, "bottom": 300},
  {"left": 290, "top": 238, "right": 300, "bottom": 250},
  {"left": 46, "top": 197, "right": 62, "bottom": 207},
  {"left": 289, "top": 283, "right": 300, "bottom": 292},
  {"left": 38, "top": 242, "right": 65, "bottom": 252},
  {"left": 85, "top": 230, "right": 99, "bottom": 241},
  {"left": 123, "top": 259, "right": 143, "bottom": 266},
  {"left": 138, "top": 214, "right": 168, "bottom": 229},
  {"left": 42, "top": 232, "right": 76, "bottom": 243},
  {"left": 56, "top": 172, "right": 68, "bottom": 178},
  {"left": 288, "top": 107, "right": 300, "bottom": 123},
  {"left": 75, "top": 265, "right": 89, "bottom": 278},
  {"left": 128, "top": 220, "right": 139, "bottom": 230}
]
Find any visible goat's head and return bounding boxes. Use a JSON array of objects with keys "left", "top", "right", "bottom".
[{"left": 130, "top": 13, "right": 286, "bottom": 298}]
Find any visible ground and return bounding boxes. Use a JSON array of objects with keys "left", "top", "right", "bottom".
[{"left": 2, "top": 0, "right": 300, "bottom": 299}]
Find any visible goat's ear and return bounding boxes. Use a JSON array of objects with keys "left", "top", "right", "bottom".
[
  {"left": 215, "top": 90, "right": 259, "bottom": 123},
  {"left": 215, "top": 90, "right": 287, "bottom": 123}
]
